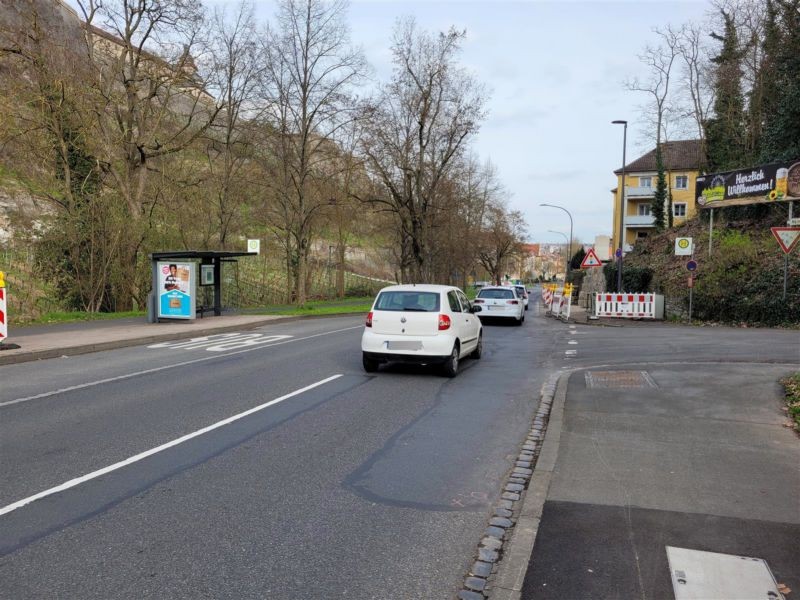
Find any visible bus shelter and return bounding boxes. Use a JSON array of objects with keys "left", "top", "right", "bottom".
[{"left": 148, "top": 251, "right": 257, "bottom": 322}]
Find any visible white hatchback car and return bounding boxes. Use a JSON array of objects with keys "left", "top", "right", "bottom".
[
  {"left": 361, "top": 284, "right": 483, "bottom": 377},
  {"left": 473, "top": 286, "right": 525, "bottom": 324}
]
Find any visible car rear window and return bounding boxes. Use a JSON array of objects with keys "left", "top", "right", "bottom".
[
  {"left": 477, "top": 289, "right": 515, "bottom": 299},
  {"left": 374, "top": 291, "right": 441, "bottom": 312}
]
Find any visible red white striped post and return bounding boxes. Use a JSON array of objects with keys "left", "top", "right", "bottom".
[{"left": 0, "top": 272, "right": 7, "bottom": 343}]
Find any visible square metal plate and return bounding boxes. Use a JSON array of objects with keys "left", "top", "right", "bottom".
[
  {"left": 667, "top": 546, "right": 784, "bottom": 600},
  {"left": 585, "top": 370, "right": 657, "bottom": 389}
]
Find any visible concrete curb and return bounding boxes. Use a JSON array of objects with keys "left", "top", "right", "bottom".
[
  {"left": 484, "top": 370, "right": 569, "bottom": 600},
  {"left": 455, "top": 371, "right": 566, "bottom": 600},
  {"left": 0, "top": 313, "right": 360, "bottom": 366}
]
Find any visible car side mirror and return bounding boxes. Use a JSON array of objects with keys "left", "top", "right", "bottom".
[{"left": 471, "top": 305, "right": 482, "bottom": 313}]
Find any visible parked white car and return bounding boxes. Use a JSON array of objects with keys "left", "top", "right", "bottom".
[
  {"left": 473, "top": 286, "right": 525, "bottom": 324},
  {"left": 513, "top": 285, "right": 529, "bottom": 311},
  {"left": 361, "top": 284, "right": 483, "bottom": 377}
]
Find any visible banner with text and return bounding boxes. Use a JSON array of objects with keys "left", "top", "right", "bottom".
[{"left": 696, "top": 159, "right": 800, "bottom": 209}]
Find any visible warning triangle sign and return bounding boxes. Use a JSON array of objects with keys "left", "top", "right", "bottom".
[
  {"left": 580, "top": 248, "right": 603, "bottom": 268},
  {"left": 771, "top": 227, "right": 800, "bottom": 254}
]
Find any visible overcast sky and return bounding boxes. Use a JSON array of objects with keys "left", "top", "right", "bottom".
[
  {"left": 73, "top": 0, "right": 716, "bottom": 244},
  {"left": 330, "top": 0, "right": 713, "bottom": 246}
]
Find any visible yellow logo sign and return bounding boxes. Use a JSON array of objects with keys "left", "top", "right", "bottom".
[{"left": 677, "top": 239, "right": 690, "bottom": 249}]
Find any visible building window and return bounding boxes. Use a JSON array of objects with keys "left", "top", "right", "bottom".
[
  {"left": 639, "top": 176, "right": 652, "bottom": 187},
  {"left": 675, "top": 175, "right": 688, "bottom": 189},
  {"left": 636, "top": 231, "right": 648, "bottom": 239},
  {"left": 674, "top": 203, "right": 687, "bottom": 217},
  {"left": 638, "top": 203, "right": 651, "bottom": 216}
]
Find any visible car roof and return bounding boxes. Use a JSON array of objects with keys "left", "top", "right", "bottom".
[
  {"left": 378, "top": 284, "right": 459, "bottom": 293},
  {"left": 479, "top": 286, "right": 516, "bottom": 291}
]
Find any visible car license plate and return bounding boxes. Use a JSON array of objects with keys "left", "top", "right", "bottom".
[
  {"left": 489, "top": 305, "right": 504, "bottom": 311},
  {"left": 386, "top": 341, "right": 423, "bottom": 351}
]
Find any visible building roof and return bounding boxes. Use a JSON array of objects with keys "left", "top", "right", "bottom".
[{"left": 614, "top": 140, "right": 705, "bottom": 175}]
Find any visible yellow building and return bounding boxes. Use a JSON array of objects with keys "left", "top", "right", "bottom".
[{"left": 611, "top": 140, "right": 705, "bottom": 249}]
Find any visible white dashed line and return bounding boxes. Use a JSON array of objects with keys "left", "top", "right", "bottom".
[{"left": 565, "top": 350, "right": 577, "bottom": 356}]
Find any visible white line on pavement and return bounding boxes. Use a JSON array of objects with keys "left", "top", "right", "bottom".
[
  {"left": 0, "top": 374, "right": 344, "bottom": 517},
  {"left": 0, "top": 326, "right": 362, "bottom": 408},
  {"left": 568, "top": 340, "right": 578, "bottom": 345},
  {"left": 565, "top": 350, "right": 577, "bottom": 356}
]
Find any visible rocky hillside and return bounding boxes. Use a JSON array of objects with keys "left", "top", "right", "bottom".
[{"left": 624, "top": 205, "right": 800, "bottom": 326}]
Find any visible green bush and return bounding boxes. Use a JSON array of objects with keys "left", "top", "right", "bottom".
[{"left": 603, "top": 263, "right": 654, "bottom": 292}]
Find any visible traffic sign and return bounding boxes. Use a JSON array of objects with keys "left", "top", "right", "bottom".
[
  {"left": 675, "top": 237, "right": 693, "bottom": 256},
  {"left": 686, "top": 260, "right": 698, "bottom": 272},
  {"left": 789, "top": 218, "right": 800, "bottom": 227},
  {"left": 247, "top": 239, "right": 261, "bottom": 254},
  {"left": 615, "top": 248, "right": 622, "bottom": 258},
  {"left": 580, "top": 248, "right": 603, "bottom": 268},
  {"left": 770, "top": 227, "right": 800, "bottom": 254}
]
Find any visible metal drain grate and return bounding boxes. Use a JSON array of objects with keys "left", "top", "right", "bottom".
[{"left": 585, "top": 370, "right": 657, "bottom": 389}]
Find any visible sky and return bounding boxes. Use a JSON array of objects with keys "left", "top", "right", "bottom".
[
  {"left": 254, "top": 0, "right": 714, "bottom": 245},
  {"left": 68, "top": 0, "right": 715, "bottom": 245}
]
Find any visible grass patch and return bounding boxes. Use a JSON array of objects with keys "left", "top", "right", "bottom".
[
  {"left": 19, "top": 310, "right": 146, "bottom": 325},
  {"left": 781, "top": 372, "right": 800, "bottom": 433},
  {"left": 253, "top": 297, "right": 373, "bottom": 316}
]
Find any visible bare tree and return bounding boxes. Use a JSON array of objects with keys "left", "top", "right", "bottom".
[
  {"left": 204, "top": 0, "right": 263, "bottom": 248},
  {"left": 259, "top": 0, "right": 366, "bottom": 304},
  {"left": 360, "top": 18, "right": 486, "bottom": 283},
  {"left": 76, "top": 0, "right": 222, "bottom": 308},
  {"left": 475, "top": 202, "right": 527, "bottom": 285},
  {"left": 626, "top": 26, "right": 681, "bottom": 146},
  {"left": 675, "top": 23, "right": 715, "bottom": 153}
]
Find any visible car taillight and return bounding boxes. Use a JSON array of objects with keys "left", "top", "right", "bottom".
[
  {"left": 366, "top": 311, "right": 373, "bottom": 327},
  {"left": 438, "top": 314, "right": 451, "bottom": 330},
  {"left": 474, "top": 298, "right": 484, "bottom": 303},
  {"left": 507, "top": 300, "right": 519, "bottom": 305}
]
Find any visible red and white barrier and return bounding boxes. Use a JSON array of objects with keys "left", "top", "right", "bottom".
[
  {"left": 594, "top": 293, "right": 656, "bottom": 319},
  {"left": 550, "top": 291, "right": 563, "bottom": 317},
  {"left": 0, "top": 285, "right": 7, "bottom": 342}
]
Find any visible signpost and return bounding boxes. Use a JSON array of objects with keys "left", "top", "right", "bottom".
[
  {"left": 675, "top": 237, "right": 693, "bottom": 256},
  {"left": 580, "top": 248, "right": 603, "bottom": 269},
  {"left": 771, "top": 221, "right": 799, "bottom": 301},
  {"left": 247, "top": 239, "right": 261, "bottom": 255},
  {"left": 0, "top": 271, "right": 7, "bottom": 344},
  {"left": 685, "top": 260, "right": 697, "bottom": 320}
]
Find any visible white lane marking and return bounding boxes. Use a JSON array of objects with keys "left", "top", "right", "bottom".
[
  {"left": 565, "top": 350, "right": 577, "bottom": 356},
  {"left": 0, "top": 374, "right": 343, "bottom": 517},
  {"left": 569, "top": 325, "right": 576, "bottom": 329},
  {"left": 568, "top": 340, "right": 578, "bottom": 345},
  {"left": 0, "top": 326, "right": 361, "bottom": 408},
  {"left": 148, "top": 333, "right": 292, "bottom": 352}
]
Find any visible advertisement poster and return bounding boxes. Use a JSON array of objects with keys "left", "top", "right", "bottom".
[
  {"left": 157, "top": 262, "right": 195, "bottom": 319},
  {"left": 697, "top": 159, "right": 800, "bottom": 209}
]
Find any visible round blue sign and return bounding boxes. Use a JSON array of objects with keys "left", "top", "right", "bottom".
[
  {"left": 615, "top": 248, "right": 623, "bottom": 258},
  {"left": 686, "top": 260, "right": 698, "bottom": 272}
]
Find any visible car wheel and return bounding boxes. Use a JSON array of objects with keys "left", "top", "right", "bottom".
[
  {"left": 362, "top": 353, "right": 379, "bottom": 373},
  {"left": 442, "top": 343, "right": 460, "bottom": 377},
  {"left": 470, "top": 333, "right": 482, "bottom": 359},
  {"left": 524, "top": 304, "right": 528, "bottom": 311},
  {"left": 515, "top": 315, "right": 523, "bottom": 326}
]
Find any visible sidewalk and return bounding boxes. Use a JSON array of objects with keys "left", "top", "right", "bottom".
[
  {"left": 500, "top": 363, "right": 800, "bottom": 599},
  {"left": 0, "top": 315, "right": 289, "bottom": 366}
]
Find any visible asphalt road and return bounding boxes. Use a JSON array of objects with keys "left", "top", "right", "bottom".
[
  {"left": 1, "top": 302, "right": 567, "bottom": 599},
  {"left": 2, "top": 295, "right": 798, "bottom": 599}
]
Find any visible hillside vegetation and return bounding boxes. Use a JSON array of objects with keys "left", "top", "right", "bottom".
[{"left": 624, "top": 205, "right": 799, "bottom": 326}]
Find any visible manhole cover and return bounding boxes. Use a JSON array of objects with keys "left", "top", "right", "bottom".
[
  {"left": 667, "top": 546, "right": 784, "bottom": 600},
  {"left": 585, "top": 370, "right": 657, "bottom": 389}
]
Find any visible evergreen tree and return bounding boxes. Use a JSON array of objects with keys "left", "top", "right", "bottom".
[
  {"left": 651, "top": 146, "right": 667, "bottom": 230},
  {"left": 570, "top": 247, "right": 586, "bottom": 270},
  {"left": 760, "top": 0, "right": 800, "bottom": 162},
  {"left": 705, "top": 11, "right": 746, "bottom": 171}
]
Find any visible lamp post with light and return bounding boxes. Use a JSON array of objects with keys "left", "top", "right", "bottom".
[
  {"left": 612, "top": 120, "right": 628, "bottom": 292},
  {"left": 548, "top": 229, "right": 570, "bottom": 278},
  {"left": 541, "top": 203, "right": 573, "bottom": 276}
]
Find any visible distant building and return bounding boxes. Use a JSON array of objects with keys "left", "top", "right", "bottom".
[{"left": 611, "top": 140, "right": 705, "bottom": 249}]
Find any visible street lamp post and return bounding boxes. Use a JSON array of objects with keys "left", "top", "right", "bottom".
[
  {"left": 548, "top": 229, "right": 570, "bottom": 278},
  {"left": 540, "top": 203, "right": 573, "bottom": 275},
  {"left": 612, "top": 120, "right": 628, "bottom": 292}
]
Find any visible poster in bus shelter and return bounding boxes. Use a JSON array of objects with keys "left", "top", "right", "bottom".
[
  {"left": 157, "top": 262, "right": 195, "bottom": 319},
  {"left": 696, "top": 159, "right": 800, "bottom": 209}
]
